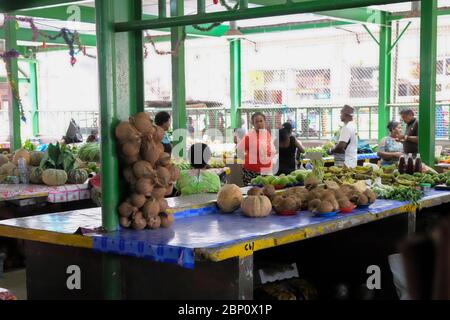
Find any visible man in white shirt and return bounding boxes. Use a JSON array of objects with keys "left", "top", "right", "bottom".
[{"left": 329, "top": 105, "right": 358, "bottom": 168}]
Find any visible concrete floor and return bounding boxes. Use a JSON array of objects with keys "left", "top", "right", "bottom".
[{"left": 0, "top": 269, "right": 27, "bottom": 300}]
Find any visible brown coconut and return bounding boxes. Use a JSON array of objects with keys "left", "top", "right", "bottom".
[
  {"left": 152, "top": 187, "right": 167, "bottom": 200},
  {"left": 247, "top": 187, "right": 263, "bottom": 196},
  {"left": 141, "top": 138, "right": 161, "bottom": 166},
  {"left": 133, "top": 160, "right": 155, "bottom": 179},
  {"left": 142, "top": 198, "right": 160, "bottom": 218},
  {"left": 119, "top": 217, "right": 132, "bottom": 228},
  {"left": 136, "top": 178, "right": 154, "bottom": 196},
  {"left": 119, "top": 201, "right": 137, "bottom": 218},
  {"left": 129, "top": 112, "right": 153, "bottom": 134},
  {"left": 153, "top": 126, "right": 165, "bottom": 142},
  {"left": 262, "top": 184, "right": 276, "bottom": 200},
  {"left": 131, "top": 214, "right": 147, "bottom": 230},
  {"left": 147, "top": 215, "right": 161, "bottom": 229},
  {"left": 122, "top": 140, "right": 141, "bottom": 157},
  {"left": 168, "top": 164, "right": 181, "bottom": 182},
  {"left": 157, "top": 152, "right": 171, "bottom": 167},
  {"left": 115, "top": 121, "right": 141, "bottom": 142},
  {"left": 159, "top": 198, "right": 169, "bottom": 213},
  {"left": 155, "top": 166, "right": 170, "bottom": 187},
  {"left": 129, "top": 193, "right": 146, "bottom": 209},
  {"left": 123, "top": 167, "right": 137, "bottom": 185}
]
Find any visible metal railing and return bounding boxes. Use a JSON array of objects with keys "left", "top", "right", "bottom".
[{"left": 37, "top": 110, "right": 99, "bottom": 138}]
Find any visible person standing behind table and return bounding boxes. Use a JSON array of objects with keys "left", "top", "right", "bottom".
[
  {"left": 398, "top": 109, "right": 419, "bottom": 155},
  {"left": 378, "top": 121, "right": 404, "bottom": 166},
  {"left": 329, "top": 105, "right": 358, "bottom": 168},
  {"left": 237, "top": 112, "right": 275, "bottom": 185},
  {"left": 276, "top": 127, "right": 305, "bottom": 175},
  {"left": 155, "top": 111, "right": 172, "bottom": 154}
]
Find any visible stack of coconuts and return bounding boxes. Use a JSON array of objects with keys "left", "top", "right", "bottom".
[{"left": 115, "top": 112, "right": 180, "bottom": 230}]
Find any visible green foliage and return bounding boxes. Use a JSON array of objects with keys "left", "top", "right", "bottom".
[
  {"left": 40, "top": 142, "right": 76, "bottom": 173},
  {"left": 22, "top": 139, "right": 36, "bottom": 152}
]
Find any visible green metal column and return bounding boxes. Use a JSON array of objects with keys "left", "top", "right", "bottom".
[
  {"left": 171, "top": 0, "right": 187, "bottom": 157},
  {"left": 230, "top": 39, "right": 242, "bottom": 129},
  {"left": 29, "top": 61, "right": 40, "bottom": 137},
  {"left": 96, "top": 0, "right": 143, "bottom": 300},
  {"left": 378, "top": 12, "right": 392, "bottom": 142},
  {"left": 5, "top": 17, "right": 21, "bottom": 151},
  {"left": 419, "top": 0, "right": 437, "bottom": 166}
]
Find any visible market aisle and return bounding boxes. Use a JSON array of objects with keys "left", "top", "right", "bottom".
[{"left": 0, "top": 269, "right": 27, "bottom": 300}]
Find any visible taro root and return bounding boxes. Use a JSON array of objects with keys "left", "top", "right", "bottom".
[
  {"left": 115, "top": 121, "right": 141, "bottom": 142},
  {"left": 147, "top": 215, "right": 161, "bottom": 229},
  {"left": 305, "top": 176, "right": 319, "bottom": 190},
  {"left": 133, "top": 160, "right": 155, "bottom": 179},
  {"left": 274, "top": 196, "right": 297, "bottom": 214},
  {"left": 136, "top": 178, "right": 154, "bottom": 196},
  {"left": 247, "top": 187, "right": 263, "bottom": 196},
  {"left": 142, "top": 198, "right": 160, "bottom": 218},
  {"left": 129, "top": 112, "right": 153, "bottom": 134},
  {"left": 159, "top": 198, "right": 169, "bottom": 213},
  {"left": 153, "top": 126, "right": 165, "bottom": 142},
  {"left": 155, "top": 166, "right": 170, "bottom": 187},
  {"left": 129, "top": 193, "right": 146, "bottom": 209},
  {"left": 157, "top": 152, "right": 171, "bottom": 167},
  {"left": 119, "top": 201, "right": 137, "bottom": 218},
  {"left": 119, "top": 217, "right": 132, "bottom": 228},
  {"left": 262, "top": 185, "right": 276, "bottom": 200},
  {"left": 152, "top": 187, "right": 167, "bottom": 200},
  {"left": 271, "top": 195, "right": 284, "bottom": 208},
  {"left": 122, "top": 140, "right": 141, "bottom": 157},
  {"left": 160, "top": 212, "right": 174, "bottom": 228},
  {"left": 318, "top": 200, "right": 334, "bottom": 214}
]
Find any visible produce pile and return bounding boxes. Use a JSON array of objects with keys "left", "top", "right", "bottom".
[
  {"left": 215, "top": 181, "right": 376, "bottom": 218},
  {"left": 250, "top": 170, "right": 311, "bottom": 188},
  {"left": 115, "top": 112, "right": 181, "bottom": 230},
  {"left": 0, "top": 143, "right": 94, "bottom": 186},
  {"left": 77, "top": 142, "right": 100, "bottom": 163}
]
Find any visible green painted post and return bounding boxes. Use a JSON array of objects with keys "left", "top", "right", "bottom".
[
  {"left": 96, "top": 0, "right": 143, "bottom": 300},
  {"left": 230, "top": 39, "right": 242, "bottom": 129},
  {"left": 419, "top": 0, "right": 437, "bottom": 166},
  {"left": 5, "top": 17, "right": 21, "bottom": 151},
  {"left": 378, "top": 12, "right": 392, "bottom": 142},
  {"left": 171, "top": 0, "right": 187, "bottom": 158},
  {"left": 29, "top": 61, "right": 40, "bottom": 137}
]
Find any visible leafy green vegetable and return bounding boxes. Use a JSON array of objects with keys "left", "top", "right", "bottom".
[
  {"left": 372, "top": 184, "right": 423, "bottom": 207},
  {"left": 40, "top": 142, "right": 76, "bottom": 172},
  {"left": 23, "top": 139, "right": 36, "bottom": 152},
  {"left": 78, "top": 143, "right": 100, "bottom": 162}
]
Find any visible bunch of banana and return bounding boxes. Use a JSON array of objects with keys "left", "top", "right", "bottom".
[
  {"left": 353, "top": 166, "right": 373, "bottom": 174},
  {"left": 381, "top": 173, "right": 396, "bottom": 185},
  {"left": 395, "top": 177, "right": 418, "bottom": 186}
]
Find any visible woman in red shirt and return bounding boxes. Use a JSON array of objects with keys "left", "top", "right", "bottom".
[{"left": 237, "top": 112, "right": 275, "bottom": 185}]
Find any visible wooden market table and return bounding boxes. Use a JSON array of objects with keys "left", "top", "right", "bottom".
[{"left": 0, "top": 188, "right": 449, "bottom": 300}]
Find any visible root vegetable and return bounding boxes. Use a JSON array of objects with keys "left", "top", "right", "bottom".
[
  {"left": 129, "top": 193, "right": 146, "bottom": 208},
  {"left": 142, "top": 199, "right": 160, "bottom": 218},
  {"left": 119, "top": 201, "right": 137, "bottom": 218},
  {"left": 247, "top": 187, "right": 263, "bottom": 196},
  {"left": 217, "top": 184, "right": 243, "bottom": 213}
]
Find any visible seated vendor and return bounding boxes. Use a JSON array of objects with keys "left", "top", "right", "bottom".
[
  {"left": 175, "top": 143, "right": 221, "bottom": 196},
  {"left": 378, "top": 121, "right": 404, "bottom": 166}
]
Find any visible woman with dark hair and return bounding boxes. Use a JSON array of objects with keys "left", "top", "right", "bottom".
[
  {"left": 237, "top": 112, "right": 275, "bottom": 185},
  {"left": 378, "top": 120, "right": 404, "bottom": 166},
  {"left": 276, "top": 127, "right": 305, "bottom": 175},
  {"left": 175, "top": 143, "right": 221, "bottom": 196},
  {"left": 155, "top": 111, "right": 172, "bottom": 154}
]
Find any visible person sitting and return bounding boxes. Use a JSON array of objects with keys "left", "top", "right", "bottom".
[
  {"left": 175, "top": 143, "right": 221, "bottom": 196},
  {"left": 276, "top": 127, "right": 305, "bottom": 175},
  {"left": 378, "top": 121, "right": 404, "bottom": 166}
]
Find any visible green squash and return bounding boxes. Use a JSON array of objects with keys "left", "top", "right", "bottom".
[
  {"left": 29, "top": 166, "right": 44, "bottom": 184},
  {"left": 67, "top": 169, "right": 89, "bottom": 184},
  {"left": 30, "top": 151, "right": 44, "bottom": 166},
  {"left": 42, "top": 169, "right": 68, "bottom": 186}
]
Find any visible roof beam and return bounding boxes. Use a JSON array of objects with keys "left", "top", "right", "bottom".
[
  {"left": 241, "top": 19, "right": 353, "bottom": 34},
  {"left": 248, "top": 0, "right": 385, "bottom": 25},
  {"left": 0, "top": 0, "right": 88, "bottom": 12},
  {"left": 16, "top": 5, "right": 229, "bottom": 37}
]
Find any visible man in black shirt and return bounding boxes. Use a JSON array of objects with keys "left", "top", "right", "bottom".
[{"left": 398, "top": 109, "right": 418, "bottom": 155}]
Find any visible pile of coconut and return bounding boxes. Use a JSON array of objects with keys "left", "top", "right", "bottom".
[
  {"left": 245, "top": 182, "right": 376, "bottom": 215},
  {"left": 115, "top": 112, "right": 180, "bottom": 230}
]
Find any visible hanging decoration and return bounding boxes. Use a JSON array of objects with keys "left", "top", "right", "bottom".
[
  {"left": 192, "top": 22, "right": 222, "bottom": 32},
  {"left": 0, "top": 49, "right": 26, "bottom": 122},
  {"left": 144, "top": 30, "right": 187, "bottom": 57},
  {"left": 219, "top": 0, "right": 240, "bottom": 11},
  {"left": 213, "top": 0, "right": 219, "bottom": 4},
  {"left": 3, "top": 15, "right": 96, "bottom": 65}
]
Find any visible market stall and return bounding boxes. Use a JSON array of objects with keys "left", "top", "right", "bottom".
[{"left": 0, "top": 185, "right": 449, "bottom": 299}]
